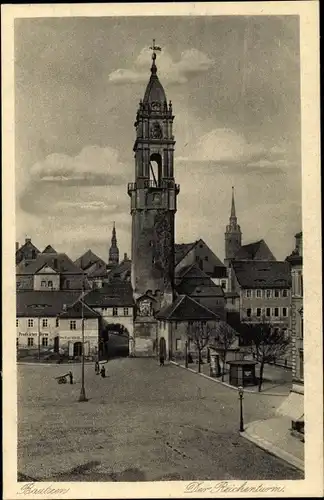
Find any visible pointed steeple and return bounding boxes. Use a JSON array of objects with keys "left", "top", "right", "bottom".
[
  {"left": 108, "top": 222, "right": 119, "bottom": 267},
  {"left": 230, "top": 186, "right": 238, "bottom": 225},
  {"left": 225, "top": 186, "right": 242, "bottom": 266}
]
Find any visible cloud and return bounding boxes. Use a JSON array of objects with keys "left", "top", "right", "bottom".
[
  {"left": 176, "top": 128, "right": 290, "bottom": 171},
  {"left": 108, "top": 48, "right": 213, "bottom": 85},
  {"left": 30, "top": 145, "right": 130, "bottom": 186}
]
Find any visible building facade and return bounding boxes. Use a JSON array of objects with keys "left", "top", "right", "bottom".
[
  {"left": 286, "top": 232, "right": 303, "bottom": 390},
  {"left": 16, "top": 291, "right": 100, "bottom": 358},
  {"left": 127, "top": 46, "right": 179, "bottom": 356}
]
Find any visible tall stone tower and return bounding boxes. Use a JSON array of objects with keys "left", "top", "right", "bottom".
[
  {"left": 224, "top": 187, "right": 242, "bottom": 267},
  {"left": 127, "top": 41, "right": 180, "bottom": 356},
  {"left": 108, "top": 222, "right": 119, "bottom": 267}
]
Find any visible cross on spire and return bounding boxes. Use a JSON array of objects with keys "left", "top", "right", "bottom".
[{"left": 149, "top": 39, "right": 161, "bottom": 74}]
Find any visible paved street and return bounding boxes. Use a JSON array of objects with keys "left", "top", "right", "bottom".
[{"left": 18, "top": 358, "right": 302, "bottom": 481}]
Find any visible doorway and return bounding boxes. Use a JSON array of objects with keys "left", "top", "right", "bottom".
[
  {"left": 73, "top": 342, "right": 82, "bottom": 357},
  {"left": 159, "top": 337, "right": 166, "bottom": 358}
]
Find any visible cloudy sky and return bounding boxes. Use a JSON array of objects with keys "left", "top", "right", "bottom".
[{"left": 15, "top": 15, "right": 301, "bottom": 262}]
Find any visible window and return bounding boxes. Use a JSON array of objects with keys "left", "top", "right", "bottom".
[
  {"left": 70, "top": 320, "right": 77, "bottom": 330},
  {"left": 256, "top": 289, "right": 262, "bottom": 298},
  {"left": 16, "top": 338, "right": 19, "bottom": 347},
  {"left": 282, "top": 307, "right": 288, "bottom": 317},
  {"left": 299, "top": 350, "right": 304, "bottom": 379},
  {"left": 256, "top": 308, "right": 262, "bottom": 317},
  {"left": 28, "top": 319, "right": 34, "bottom": 328},
  {"left": 123, "top": 307, "right": 129, "bottom": 316},
  {"left": 48, "top": 281, "right": 53, "bottom": 288},
  {"left": 176, "top": 339, "right": 181, "bottom": 350},
  {"left": 42, "top": 318, "right": 48, "bottom": 328},
  {"left": 246, "top": 290, "right": 251, "bottom": 298},
  {"left": 16, "top": 319, "right": 19, "bottom": 327},
  {"left": 266, "top": 289, "right": 272, "bottom": 298},
  {"left": 56, "top": 317, "right": 59, "bottom": 328},
  {"left": 221, "top": 280, "right": 227, "bottom": 289},
  {"left": 274, "top": 308, "right": 279, "bottom": 317},
  {"left": 41, "top": 280, "right": 46, "bottom": 288},
  {"left": 42, "top": 337, "right": 48, "bottom": 347},
  {"left": 113, "top": 307, "right": 118, "bottom": 316},
  {"left": 195, "top": 255, "right": 200, "bottom": 262},
  {"left": 246, "top": 308, "right": 252, "bottom": 318},
  {"left": 204, "top": 256, "right": 208, "bottom": 261},
  {"left": 27, "top": 337, "right": 34, "bottom": 347},
  {"left": 266, "top": 307, "right": 271, "bottom": 317},
  {"left": 274, "top": 289, "right": 280, "bottom": 298},
  {"left": 282, "top": 289, "right": 288, "bottom": 297}
]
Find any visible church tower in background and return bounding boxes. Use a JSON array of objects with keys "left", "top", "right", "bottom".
[
  {"left": 108, "top": 222, "right": 119, "bottom": 267},
  {"left": 224, "top": 187, "right": 242, "bottom": 267},
  {"left": 128, "top": 41, "right": 180, "bottom": 356}
]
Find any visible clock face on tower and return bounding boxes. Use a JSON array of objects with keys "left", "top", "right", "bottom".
[{"left": 151, "top": 101, "right": 161, "bottom": 111}]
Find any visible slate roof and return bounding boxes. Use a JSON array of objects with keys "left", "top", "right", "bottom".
[
  {"left": 74, "top": 249, "right": 106, "bottom": 271},
  {"left": 156, "top": 295, "right": 220, "bottom": 321},
  {"left": 59, "top": 300, "right": 100, "bottom": 319},
  {"left": 42, "top": 245, "right": 57, "bottom": 254},
  {"left": 231, "top": 261, "right": 291, "bottom": 289},
  {"left": 16, "top": 253, "right": 84, "bottom": 275},
  {"left": 107, "top": 259, "right": 131, "bottom": 282},
  {"left": 16, "top": 290, "right": 82, "bottom": 317},
  {"left": 175, "top": 265, "right": 224, "bottom": 298},
  {"left": 84, "top": 282, "right": 134, "bottom": 308},
  {"left": 234, "top": 239, "right": 276, "bottom": 261},
  {"left": 174, "top": 242, "right": 196, "bottom": 265}
]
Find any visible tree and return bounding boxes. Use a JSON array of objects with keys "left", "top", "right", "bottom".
[
  {"left": 213, "top": 321, "right": 237, "bottom": 381},
  {"left": 240, "top": 317, "right": 291, "bottom": 392},
  {"left": 186, "top": 321, "right": 213, "bottom": 373}
]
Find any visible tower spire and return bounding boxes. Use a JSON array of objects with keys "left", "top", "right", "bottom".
[
  {"left": 108, "top": 222, "right": 119, "bottom": 267},
  {"left": 230, "top": 186, "right": 236, "bottom": 219}
]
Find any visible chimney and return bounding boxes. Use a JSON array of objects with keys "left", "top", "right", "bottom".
[
  {"left": 25, "top": 238, "right": 31, "bottom": 244},
  {"left": 16, "top": 242, "right": 19, "bottom": 252}
]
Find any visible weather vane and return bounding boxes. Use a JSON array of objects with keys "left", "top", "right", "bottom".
[{"left": 149, "top": 39, "right": 161, "bottom": 61}]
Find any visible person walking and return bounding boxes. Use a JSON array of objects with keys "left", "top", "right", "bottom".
[
  {"left": 159, "top": 354, "right": 165, "bottom": 367},
  {"left": 100, "top": 365, "right": 106, "bottom": 378},
  {"left": 95, "top": 361, "right": 100, "bottom": 374},
  {"left": 68, "top": 371, "right": 73, "bottom": 384}
]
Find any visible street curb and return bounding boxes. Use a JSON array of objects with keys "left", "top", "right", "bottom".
[
  {"left": 169, "top": 361, "right": 289, "bottom": 396},
  {"left": 240, "top": 426, "right": 304, "bottom": 472}
]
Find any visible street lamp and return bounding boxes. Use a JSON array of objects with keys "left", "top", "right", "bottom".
[
  {"left": 79, "top": 279, "right": 88, "bottom": 402},
  {"left": 185, "top": 340, "right": 188, "bottom": 368},
  {"left": 238, "top": 385, "right": 244, "bottom": 432}
]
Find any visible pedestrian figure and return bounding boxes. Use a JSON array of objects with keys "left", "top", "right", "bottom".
[
  {"left": 100, "top": 365, "right": 106, "bottom": 378},
  {"left": 68, "top": 371, "right": 73, "bottom": 384},
  {"left": 159, "top": 354, "right": 165, "bottom": 366},
  {"left": 95, "top": 361, "right": 100, "bottom": 374}
]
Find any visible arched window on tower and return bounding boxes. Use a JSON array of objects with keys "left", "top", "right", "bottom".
[{"left": 149, "top": 153, "right": 162, "bottom": 187}]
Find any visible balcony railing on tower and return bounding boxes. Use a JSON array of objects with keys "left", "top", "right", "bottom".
[{"left": 128, "top": 179, "right": 180, "bottom": 194}]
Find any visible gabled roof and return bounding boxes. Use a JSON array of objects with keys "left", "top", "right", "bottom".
[
  {"left": 84, "top": 282, "right": 134, "bottom": 308},
  {"left": 16, "top": 290, "right": 82, "bottom": 317},
  {"left": 16, "top": 240, "right": 40, "bottom": 265},
  {"left": 88, "top": 263, "right": 109, "bottom": 278},
  {"left": 74, "top": 249, "right": 106, "bottom": 271},
  {"left": 174, "top": 242, "right": 197, "bottom": 265},
  {"left": 231, "top": 260, "right": 291, "bottom": 289},
  {"left": 175, "top": 263, "right": 209, "bottom": 280},
  {"left": 42, "top": 245, "right": 57, "bottom": 254},
  {"left": 176, "top": 279, "right": 224, "bottom": 298},
  {"left": 16, "top": 253, "right": 84, "bottom": 275},
  {"left": 156, "top": 295, "right": 220, "bottom": 321},
  {"left": 234, "top": 239, "right": 276, "bottom": 261},
  {"left": 59, "top": 300, "right": 100, "bottom": 319},
  {"left": 107, "top": 259, "right": 131, "bottom": 282}
]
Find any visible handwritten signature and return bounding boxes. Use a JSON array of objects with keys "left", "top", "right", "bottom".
[
  {"left": 184, "top": 481, "right": 286, "bottom": 494},
  {"left": 17, "top": 483, "right": 70, "bottom": 495}
]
